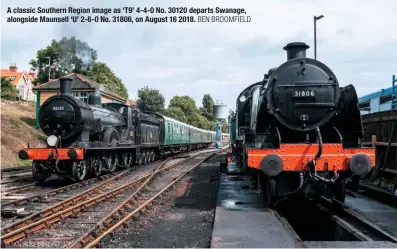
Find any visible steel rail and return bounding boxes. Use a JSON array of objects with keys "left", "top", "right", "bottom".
[
  {"left": 2, "top": 183, "right": 36, "bottom": 196},
  {"left": 1, "top": 176, "right": 33, "bottom": 184},
  {"left": 1, "top": 173, "right": 117, "bottom": 207},
  {"left": 82, "top": 150, "right": 223, "bottom": 248},
  {"left": 1, "top": 166, "right": 32, "bottom": 173}
]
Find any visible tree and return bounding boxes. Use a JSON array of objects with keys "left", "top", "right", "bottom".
[
  {"left": 187, "top": 112, "right": 209, "bottom": 129},
  {"left": 137, "top": 86, "right": 165, "bottom": 113},
  {"left": 167, "top": 95, "right": 218, "bottom": 130},
  {"left": 29, "top": 37, "right": 128, "bottom": 98},
  {"left": 168, "top": 96, "right": 197, "bottom": 116},
  {"left": 201, "top": 94, "right": 214, "bottom": 120},
  {"left": 166, "top": 107, "right": 187, "bottom": 123},
  {"left": 86, "top": 62, "right": 128, "bottom": 99},
  {"left": 1, "top": 77, "right": 18, "bottom": 100},
  {"left": 30, "top": 37, "right": 97, "bottom": 84}
]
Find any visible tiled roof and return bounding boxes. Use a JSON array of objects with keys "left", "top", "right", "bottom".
[
  {"left": 33, "top": 73, "right": 126, "bottom": 101},
  {"left": 0, "top": 69, "right": 25, "bottom": 86}
]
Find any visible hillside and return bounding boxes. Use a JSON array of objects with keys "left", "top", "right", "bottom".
[{"left": 1, "top": 100, "right": 46, "bottom": 167}]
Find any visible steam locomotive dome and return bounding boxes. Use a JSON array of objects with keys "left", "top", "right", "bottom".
[
  {"left": 38, "top": 78, "right": 95, "bottom": 140},
  {"left": 266, "top": 42, "right": 341, "bottom": 131}
]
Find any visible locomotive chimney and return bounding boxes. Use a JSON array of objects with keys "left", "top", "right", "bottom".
[
  {"left": 283, "top": 42, "right": 310, "bottom": 60},
  {"left": 60, "top": 77, "right": 72, "bottom": 96}
]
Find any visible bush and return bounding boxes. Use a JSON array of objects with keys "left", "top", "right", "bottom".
[{"left": 1, "top": 77, "right": 18, "bottom": 100}]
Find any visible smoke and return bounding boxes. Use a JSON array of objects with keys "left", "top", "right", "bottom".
[{"left": 76, "top": 41, "right": 95, "bottom": 71}]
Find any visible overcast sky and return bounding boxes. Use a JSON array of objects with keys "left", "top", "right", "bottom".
[{"left": 2, "top": 0, "right": 397, "bottom": 111}]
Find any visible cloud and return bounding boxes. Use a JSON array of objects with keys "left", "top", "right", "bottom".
[{"left": 1, "top": 0, "right": 397, "bottom": 111}]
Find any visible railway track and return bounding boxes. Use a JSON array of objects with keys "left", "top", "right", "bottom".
[
  {"left": 1, "top": 148, "right": 225, "bottom": 247},
  {"left": 0, "top": 149, "right": 215, "bottom": 226},
  {"left": 317, "top": 197, "right": 397, "bottom": 243},
  {"left": 1, "top": 183, "right": 36, "bottom": 196},
  {"left": 274, "top": 193, "right": 397, "bottom": 246},
  {"left": 1, "top": 166, "right": 32, "bottom": 173},
  {"left": 1, "top": 174, "right": 34, "bottom": 187},
  {"left": 0, "top": 152, "right": 194, "bottom": 228},
  {"left": 0, "top": 172, "right": 128, "bottom": 226}
]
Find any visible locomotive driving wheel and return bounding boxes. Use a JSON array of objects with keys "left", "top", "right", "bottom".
[
  {"left": 107, "top": 153, "right": 118, "bottom": 173},
  {"left": 137, "top": 152, "right": 143, "bottom": 165},
  {"left": 144, "top": 151, "right": 149, "bottom": 164},
  {"left": 142, "top": 150, "right": 147, "bottom": 165},
  {"left": 72, "top": 160, "right": 87, "bottom": 181},
  {"left": 124, "top": 152, "right": 133, "bottom": 168},
  {"left": 91, "top": 156, "right": 102, "bottom": 177},
  {"left": 150, "top": 150, "right": 155, "bottom": 162}
]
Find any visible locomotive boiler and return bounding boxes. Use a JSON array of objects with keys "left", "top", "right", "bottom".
[
  {"left": 233, "top": 42, "right": 376, "bottom": 205},
  {"left": 38, "top": 78, "right": 128, "bottom": 148}
]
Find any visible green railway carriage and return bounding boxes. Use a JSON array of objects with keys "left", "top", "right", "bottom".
[
  {"left": 157, "top": 114, "right": 216, "bottom": 151},
  {"left": 161, "top": 115, "right": 191, "bottom": 145}
]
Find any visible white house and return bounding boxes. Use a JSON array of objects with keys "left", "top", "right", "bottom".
[{"left": 1, "top": 64, "right": 36, "bottom": 102}]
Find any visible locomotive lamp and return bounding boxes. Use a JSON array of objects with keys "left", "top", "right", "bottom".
[{"left": 47, "top": 135, "right": 58, "bottom": 147}]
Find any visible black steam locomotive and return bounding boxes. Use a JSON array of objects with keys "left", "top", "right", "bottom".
[
  {"left": 231, "top": 42, "right": 375, "bottom": 205},
  {"left": 19, "top": 78, "right": 215, "bottom": 182}
]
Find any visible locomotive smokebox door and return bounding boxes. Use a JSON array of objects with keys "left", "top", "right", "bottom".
[{"left": 266, "top": 42, "right": 341, "bottom": 131}]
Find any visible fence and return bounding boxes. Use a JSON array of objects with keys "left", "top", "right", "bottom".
[{"left": 361, "top": 109, "right": 397, "bottom": 177}]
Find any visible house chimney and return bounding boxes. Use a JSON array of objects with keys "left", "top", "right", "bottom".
[
  {"left": 60, "top": 77, "right": 72, "bottom": 96},
  {"left": 9, "top": 63, "right": 18, "bottom": 72},
  {"left": 283, "top": 42, "right": 310, "bottom": 60}
]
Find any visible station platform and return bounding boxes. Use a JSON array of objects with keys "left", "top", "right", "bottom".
[{"left": 210, "top": 162, "right": 301, "bottom": 248}]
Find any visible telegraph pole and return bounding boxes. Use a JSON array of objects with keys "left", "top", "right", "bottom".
[{"left": 45, "top": 56, "right": 51, "bottom": 81}]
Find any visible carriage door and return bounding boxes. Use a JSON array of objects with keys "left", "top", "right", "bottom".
[
  {"left": 171, "top": 123, "right": 174, "bottom": 141},
  {"left": 168, "top": 123, "right": 172, "bottom": 142}
]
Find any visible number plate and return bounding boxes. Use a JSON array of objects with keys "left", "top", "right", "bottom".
[
  {"left": 52, "top": 106, "right": 65, "bottom": 111},
  {"left": 292, "top": 90, "right": 316, "bottom": 98}
]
